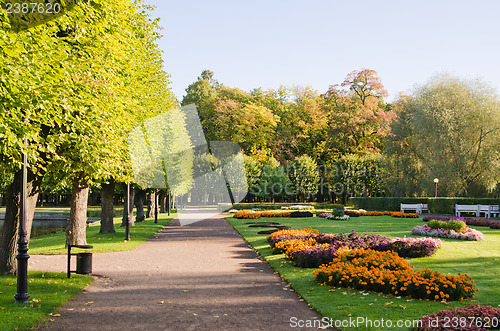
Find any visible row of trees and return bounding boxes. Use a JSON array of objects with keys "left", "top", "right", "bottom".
[
  {"left": 0, "top": 0, "right": 177, "bottom": 274},
  {"left": 182, "top": 70, "right": 500, "bottom": 200}
]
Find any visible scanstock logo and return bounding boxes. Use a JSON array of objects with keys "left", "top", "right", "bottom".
[{"left": 128, "top": 104, "right": 248, "bottom": 226}]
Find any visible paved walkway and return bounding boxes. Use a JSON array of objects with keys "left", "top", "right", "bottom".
[{"left": 30, "top": 209, "right": 324, "bottom": 330}]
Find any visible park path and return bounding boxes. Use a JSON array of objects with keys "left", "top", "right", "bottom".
[{"left": 30, "top": 208, "right": 325, "bottom": 330}]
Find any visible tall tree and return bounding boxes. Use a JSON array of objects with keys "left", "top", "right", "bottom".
[
  {"left": 322, "top": 69, "right": 394, "bottom": 155},
  {"left": 407, "top": 74, "right": 500, "bottom": 196}
]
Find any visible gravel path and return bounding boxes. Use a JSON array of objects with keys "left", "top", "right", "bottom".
[{"left": 30, "top": 209, "right": 325, "bottom": 330}]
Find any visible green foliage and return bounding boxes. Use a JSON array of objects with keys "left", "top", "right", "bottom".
[
  {"left": 287, "top": 155, "right": 320, "bottom": 200},
  {"left": 385, "top": 75, "right": 500, "bottom": 197},
  {"left": 0, "top": 0, "right": 176, "bottom": 184},
  {"left": 253, "top": 164, "right": 292, "bottom": 202},
  {"left": 428, "top": 219, "right": 466, "bottom": 231}
]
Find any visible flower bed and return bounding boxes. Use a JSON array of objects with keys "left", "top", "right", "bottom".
[
  {"left": 313, "top": 248, "right": 477, "bottom": 302},
  {"left": 233, "top": 211, "right": 291, "bottom": 219},
  {"left": 412, "top": 224, "right": 484, "bottom": 241},
  {"left": 268, "top": 229, "right": 442, "bottom": 268},
  {"left": 259, "top": 211, "right": 291, "bottom": 218},
  {"left": 289, "top": 211, "right": 314, "bottom": 218},
  {"left": 373, "top": 237, "right": 442, "bottom": 258},
  {"left": 416, "top": 304, "right": 500, "bottom": 330},
  {"left": 490, "top": 222, "right": 500, "bottom": 229},
  {"left": 345, "top": 210, "right": 360, "bottom": 217},
  {"left": 317, "top": 212, "right": 333, "bottom": 218},
  {"left": 359, "top": 211, "right": 419, "bottom": 218},
  {"left": 360, "top": 211, "right": 385, "bottom": 216},
  {"left": 391, "top": 212, "right": 420, "bottom": 218},
  {"left": 233, "top": 211, "right": 261, "bottom": 219}
]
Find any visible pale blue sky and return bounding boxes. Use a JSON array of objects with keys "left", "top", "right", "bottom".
[{"left": 144, "top": 0, "right": 500, "bottom": 102}]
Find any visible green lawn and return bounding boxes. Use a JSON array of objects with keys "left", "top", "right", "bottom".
[
  {"left": 0, "top": 271, "right": 93, "bottom": 331},
  {"left": 228, "top": 215, "right": 500, "bottom": 330},
  {"left": 29, "top": 213, "right": 177, "bottom": 255}
]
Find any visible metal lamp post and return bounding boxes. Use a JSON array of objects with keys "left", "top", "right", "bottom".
[
  {"left": 154, "top": 190, "right": 158, "bottom": 224},
  {"left": 14, "top": 142, "right": 30, "bottom": 304},
  {"left": 434, "top": 178, "right": 439, "bottom": 198},
  {"left": 125, "top": 183, "right": 131, "bottom": 241}
]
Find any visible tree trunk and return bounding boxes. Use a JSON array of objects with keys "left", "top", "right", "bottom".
[
  {"left": 159, "top": 190, "right": 166, "bottom": 213},
  {"left": 134, "top": 188, "right": 146, "bottom": 222},
  {"left": 100, "top": 178, "right": 116, "bottom": 234},
  {"left": 66, "top": 177, "right": 89, "bottom": 247},
  {"left": 0, "top": 169, "right": 41, "bottom": 274},
  {"left": 146, "top": 190, "right": 155, "bottom": 219},
  {"left": 121, "top": 184, "right": 135, "bottom": 227},
  {"left": 167, "top": 192, "right": 171, "bottom": 215}
]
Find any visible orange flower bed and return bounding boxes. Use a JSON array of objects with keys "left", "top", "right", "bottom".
[
  {"left": 359, "top": 211, "right": 385, "bottom": 216},
  {"left": 273, "top": 238, "right": 330, "bottom": 256},
  {"left": 267, "top": 228, "right": 319, "bottom": 243},
  {"left": 233, "top": 211, "right": 261, "bottom": 219},
  {"left": 260, "top": 211, "right": 292, "bottom": 218},
  {"left": 313, "top": 249, "right": 476, "bottom": 301},
  {"left": 359, "top": 211, "right": 419, "bottom": 218},
  {"left": 390, "top": 212, "right": 420, "bottom": 218}
]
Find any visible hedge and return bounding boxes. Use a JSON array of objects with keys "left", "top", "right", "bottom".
[
  {"left": 348, "top": 197, "right": 500, "bottom": 214},
  {"left": 230, "top": 202, "right": 343, "bottom": 211}
]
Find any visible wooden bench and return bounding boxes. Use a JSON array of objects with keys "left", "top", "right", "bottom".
[
  {"left": 400, "top": 203, "right": 428, "bottom": 214},
  {"left": 455, "top": 204, "right": 500, "bottom": 218}
]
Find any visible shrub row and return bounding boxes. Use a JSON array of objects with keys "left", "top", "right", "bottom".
[
  {"left": 231, "top": 202, "right": 343, "bottom": 210},
  {"left": 349, "top": 197, "right": 500, "bottom": 214},
  {"left": 313, "top": 248, "right": 477, "bottom": 302}
]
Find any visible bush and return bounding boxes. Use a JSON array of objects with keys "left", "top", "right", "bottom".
[
  {"left": 428, "top": 219, "right": 466, "bottom": 232},
  {"left": 416, "top": 304, "right": 500, "bottom": 330},
  {"left": 313, "top": 248, "right": 477, "bottom": 301}
]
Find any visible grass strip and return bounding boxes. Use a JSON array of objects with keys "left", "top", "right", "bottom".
[
  {"left": 29, "top": 213, "right": 176, "bottom": 254},
  {"left": 228, "top": 215, "right": 500, "bottom": 330},
  {"left": 0, "top": 271, "right": 93, "bottom": 331}
]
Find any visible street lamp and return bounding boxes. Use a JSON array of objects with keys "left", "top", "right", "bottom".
[
  {"left": 154, "top": 189, "right": 158, "bottom": 224},
  {"left": 125, "top": 183, "right": 131, "bottom": 241},
  {"left": 434, "top": 178, "right": 439, "bottom": 198},
  {"left": 14, "top": 140, "right": 30, "bottom": 304}
]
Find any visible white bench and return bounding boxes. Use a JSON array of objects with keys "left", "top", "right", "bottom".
[
  {"left": 455, "top": 204, "right": 500, "bottom": 218},
  {"left": 400, "top": 203, "right": 428, "bottom": 214}
]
